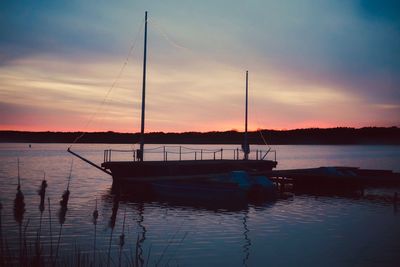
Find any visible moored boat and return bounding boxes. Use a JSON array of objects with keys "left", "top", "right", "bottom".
[{"left": 68, "top": 11, "right": 278, "bottom": 197}]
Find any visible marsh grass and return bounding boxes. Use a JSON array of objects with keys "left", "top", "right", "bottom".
[{"left": 0, "top": 160, "right": 184, "bottom": 267}]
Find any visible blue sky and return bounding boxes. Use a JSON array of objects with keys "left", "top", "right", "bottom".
[{"left": 0, "top": 0, "right": 399, "bottom": 132}]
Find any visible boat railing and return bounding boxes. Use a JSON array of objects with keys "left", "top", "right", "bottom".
[{"left": 103, "top": 146, "right": 276, "bottom": 163}]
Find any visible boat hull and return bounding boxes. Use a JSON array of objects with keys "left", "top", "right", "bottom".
[
  {"left": 152, "top": 180, "right": 248, "bottom": 201},
  {"left": 101, "top": 159, "right": 277, "bottom": 182}
]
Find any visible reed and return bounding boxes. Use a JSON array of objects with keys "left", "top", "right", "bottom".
[
  {"left": 0, "top": 201, "right": 156, "bottom": 267},
  {"left": 92, "top": 198, "right": 98, "bottom": 266},
  {"left": 0, "top": 163, "right": 160, "bottom": 267},
  {"left": 14, "top": 158, "right": 26, "bottom": 266},
  {"left": 34, "top": 172, "right": 47, "bottom": 266},
  {"left": 54, "top": 162, "right": 72, "bottom": 267}
]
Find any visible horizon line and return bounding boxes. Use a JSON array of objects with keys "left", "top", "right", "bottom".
[{"left": 1, "top": 126, "right": 398, "bottom": 134}]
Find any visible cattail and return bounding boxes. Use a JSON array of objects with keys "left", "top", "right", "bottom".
[
  {"left": 14, "top": 158, "right": 25, "bottom": 224},
  {"left": 55, "top": 162, "right": 73, "bottom": 266},
  {"left": 14, "top": 158, "right": 25, "bottom": 265},
  {"left": 93, "top": 199, "right": 98, "bottom": 225},
  {"left": 35, "top": 172, "right": 47, "bottom": 265},
  {"left": 38, "top": 172, "right": 47, "bottom": 213}
]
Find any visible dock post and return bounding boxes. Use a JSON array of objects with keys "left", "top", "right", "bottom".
[
  {"left": 236, "top": 148, "right": 239, "bottom": 160},
  {"left": 179, "top": 146, "right": 182, "bottom": 161},
  {"left": 221, "top": 149, "right": 223, "bottom": 160},
  {"left": 201, "top": 149, "right": 203, "bottom": 160},
  {"left": 195, "top": 152, "right": 197, "bottom": 160},
  {"left": 163, "top": 146, "right": 166, "bottom": 161},
  {"left": 213, "top": 152, "right": 216, "bottom": 160},
  {"left": 279, "top": 177, "right": 285, "bottom": 195}
]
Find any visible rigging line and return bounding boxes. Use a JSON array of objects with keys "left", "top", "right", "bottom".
[
  {"left": 258, "top": 130, "right": 269, "bottom": 147},
  {"left": 149, "top": 19, "right": 191, "bottom": 52},
  {"left": 249, "top": 82, "right": 271, "bottom": 148},
  {"left": 95, "top": 20, "right": 146, "bottom": 134},
  {"left": 71, "top": 19, "right": 145, "bottom": 145}
]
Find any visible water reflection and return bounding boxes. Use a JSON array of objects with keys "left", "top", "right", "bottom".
[
  {"left": 13, "top": 159, "right": 25, "bottom": 265},
  {"left": 242, "top": 209, "right": 251, "bottom": 267},
  {"left": 118, "top": 208, "right": 126, "bottom": 267},
  {"left": 107, "top": 192, "right": 119, "bottom": 267},
  {"left": 92, "top": 199, "right": 98, "bottom": 266},
  {"left": 136, "top": 202, "right": 146, "bottom": 267},
  {"left": 102, "top": 186, "right": 282, "bottom": 266}
]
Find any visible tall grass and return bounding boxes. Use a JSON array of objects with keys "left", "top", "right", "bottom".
[
  {"left": 1, "top": 160, "right": 164, "bottom": 267},
  {"left": 34, "top": 172, "right": 47, "bottom": 266},
  {"left": 54, "top": 161, "right": 72, "bottom": 266}
]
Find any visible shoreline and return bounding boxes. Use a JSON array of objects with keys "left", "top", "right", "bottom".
[{"left": 1, "top": 127, "right": 399, "bottom": 145}]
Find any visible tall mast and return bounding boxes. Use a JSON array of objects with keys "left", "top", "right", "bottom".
[
  {"left": 244, "top": 70, "right": 249, "bottom": 160},
  {"left": 139, "top": 11, "right": 148, "bottom": 161}
]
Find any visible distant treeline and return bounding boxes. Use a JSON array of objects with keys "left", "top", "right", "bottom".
[{"left": 1, "top": 127, "right": 399, "bottom": 145}]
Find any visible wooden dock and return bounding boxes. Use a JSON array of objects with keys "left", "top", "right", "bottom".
[{"left": 265, "top": 167, "right": 400, "bottom": 191}]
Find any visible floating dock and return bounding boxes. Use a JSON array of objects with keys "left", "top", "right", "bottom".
[{"left": 266, "top": 167, "right": 400, "bottom": 191}]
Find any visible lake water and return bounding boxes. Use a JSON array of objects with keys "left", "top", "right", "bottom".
[{"left": 0, "top": 143, "right": 399, "bottom": 266}]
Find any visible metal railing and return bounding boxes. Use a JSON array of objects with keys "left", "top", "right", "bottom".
[{"left": 103, "top": 146, "right": 277, "bottom": 163}]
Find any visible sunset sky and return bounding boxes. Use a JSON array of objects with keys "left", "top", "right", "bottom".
[{"left": 1, "top": 0, "right": 399, "bottom": 132}]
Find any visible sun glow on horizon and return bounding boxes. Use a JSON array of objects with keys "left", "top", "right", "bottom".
[{"left": 1, "top": 53, "right": 399, "bottom": 133}]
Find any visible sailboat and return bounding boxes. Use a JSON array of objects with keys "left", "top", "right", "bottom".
[{"left": 68, "top": 12, "right": 277, "bottom": 197}]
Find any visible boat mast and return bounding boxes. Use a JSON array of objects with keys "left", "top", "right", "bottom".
[
  {"left": 244, "top": 70, "right": 249, "bottom": 160},
  {"left": 139, "top": 11, "right": 148, "bottom": 161}
]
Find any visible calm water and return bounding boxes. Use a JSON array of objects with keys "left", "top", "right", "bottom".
[{"left": 0, "top": 143, "right": 399, "bottom": 266}]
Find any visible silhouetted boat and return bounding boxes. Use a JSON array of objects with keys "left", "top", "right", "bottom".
[{"left": 68, "top": 11, "right": 277, "bottom": 198}]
